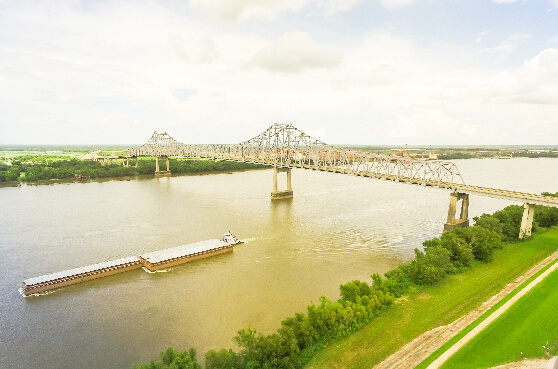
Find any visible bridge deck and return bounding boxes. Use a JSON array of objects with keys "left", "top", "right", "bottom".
[
  {"left": 127, "top": 126, "right": 557, "bottom": 208},
  {"left": 223, "top": 158, "right": 558, "bottom": 207},
  {"left": 199, "top": 158, "right": 558, "bottom": 207},
  {"left": 453, "top": 184, "right": 558, "bottom": 207}
]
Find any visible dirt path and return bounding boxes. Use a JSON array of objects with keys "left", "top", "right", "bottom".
[{"left": 373, "top": 250, "right": 558, "bottom": 369}]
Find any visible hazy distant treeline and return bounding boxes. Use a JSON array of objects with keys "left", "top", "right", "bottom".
[{"left": 0, "top": 157, "right": 265, "bottom": 182}]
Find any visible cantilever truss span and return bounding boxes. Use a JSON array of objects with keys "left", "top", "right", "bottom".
[{"left": 128, "top": 123, "right": 465, "bottom": 189}]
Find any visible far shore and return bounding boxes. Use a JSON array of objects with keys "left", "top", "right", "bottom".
[{"left": 0, "top": 167, "right": 269, "bottom": 189}]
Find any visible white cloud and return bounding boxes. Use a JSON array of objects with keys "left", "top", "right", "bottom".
[
  {"left": 189, "top": 0, "right": 364, "bottom": 23},
  {"left": 1, "top": 1, "right": 557, "bottom": 145},
  {"left": 336, "top": 63, "right": 399, "bottom": 88},
  {"left": 249, "top": 32, "right": 343, "bottom": 73},
  {"left": 376, "top": 0, "right": 418, "bottom": 9},
  {"left": 488, "top": 33, "right": 532, "bottom": 55},
  {"left": 484, "top": 48, "right": 558, "bottom": 104},
  {"left": 189, "top": 0, "right": 310, "bottom": 23},
  {"left": 322, "top": 0, "right": 363, "bottom": 15},
  {"left": 169, "top": 35, "right": 218, "bottom": 64},
  {"left": 475, "top": 31, "right": 489, "bottom": 43},
  {"left": 522, "top": 48, "right": 558, "bottom": 80}
]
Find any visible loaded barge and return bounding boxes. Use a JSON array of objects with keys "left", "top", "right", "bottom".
[
  {"left": 139, "top": 233, "right": 241, "bottom": 271},
  {"left": 22, "top": 257, "right": 142, "bottom": 296},
  {"left": 21, "top": 233, "right": 242, "bottom": 296}
]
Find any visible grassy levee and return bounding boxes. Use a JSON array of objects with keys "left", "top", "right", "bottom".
[
  {"left": 415, "top": 257, "right": 558, "bottom": 369},
  {"left": 304, "top": 227, "right": 558, "bottom": 369},
  {"left": 415, "top": 260, "right": 557, "bottom": 369},
  {"left": 439, "top": 260, "right": 558, "bottom": 369}
]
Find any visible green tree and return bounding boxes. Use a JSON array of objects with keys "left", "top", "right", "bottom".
[
  {"left": 454, "top": 226, "right": 502, "bottom": 262},
  {"left": 423, "top": 232, "right": 474, "bottom": 268},
  {"left": 206, "top": 349, "right": 237, "bottom": 369}
]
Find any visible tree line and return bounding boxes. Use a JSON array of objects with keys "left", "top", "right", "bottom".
[
  {"left": 0, "top": 157, "right": 264, "bottom": 182},
  {"left": 133, "top": 202, "right": 558, "bottom": 369}
]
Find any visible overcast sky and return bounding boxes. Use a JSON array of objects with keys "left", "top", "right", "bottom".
[{"left": 1, "top": 0, "right": 557, "bottom": 145}]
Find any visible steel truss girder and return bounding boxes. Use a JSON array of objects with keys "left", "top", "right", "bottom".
[{"left": 128, "top": 124, "right": 466, "bottom": 188}]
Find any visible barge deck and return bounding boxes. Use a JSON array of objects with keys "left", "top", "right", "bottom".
[
  {"left": 21, "top": 233, "right": 241, "bottom": 296},
  {"left": 22, "top": 256, "right": 142, "bottom": 296},
  {"left": 139, "top": 239, "right": 234, "bottom": 271}
]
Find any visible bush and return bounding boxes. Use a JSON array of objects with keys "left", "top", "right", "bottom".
[
  {"left": 404, "top": 246, "right": 455, "bottom": 285},
  {"left": 134, "top": 348, "right": 201, "bottom": 369},
  {"left": 453, "top": 226, "right": 502, "bottom": 262},
  {"left": 423, "top": 232, "right": 474, "bottom": 268},
  {"left": 534, "top": 205, "right": 558, "bottom": 228},
  {"left": 474, "top": 205, "right": 537, "bottom": 241}
]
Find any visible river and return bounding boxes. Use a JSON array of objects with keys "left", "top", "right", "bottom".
[{"left": 0, "top": 158, "right": 556, "bottom": 369}]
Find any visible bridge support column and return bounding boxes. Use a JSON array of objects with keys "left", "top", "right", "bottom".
[
  {"left": 271, "top": 167, "right": 293, "bottom": 199},
  {"left": 519, "top": 203, "right": 535, "bottom": 239},
  {"left": 155, "top": 156, "right": 171, "bottom": 176},
  {"left": 444, "top": 192, "right": 469, "bottom": 232}
]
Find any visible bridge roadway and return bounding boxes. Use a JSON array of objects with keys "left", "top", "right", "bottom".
[
  {"left": 238, "top": 159, "right": 558, "bottom": 206},
  {"left": 453, "top": 184, "right": 558, "bottom": 207},
  {"left": 203, "top": 158, "right": 558, "bottom": 208},
  {"left": 125, "top": 125, "right": 558, "bottom": 237}
]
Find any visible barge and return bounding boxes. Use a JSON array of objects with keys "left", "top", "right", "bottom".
[
  {"left": 139, "top": 232, "right": 242, "bottom": 271},
  {"left": 21, "top": 233, "right": 242, "bottom": 296},
  {"left": 21, "top": 256, "right": 142, "bottom": 296}
]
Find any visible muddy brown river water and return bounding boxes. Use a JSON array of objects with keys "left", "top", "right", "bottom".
[{"left": 0, "top": 158, "right": 556, "bottom": 369}]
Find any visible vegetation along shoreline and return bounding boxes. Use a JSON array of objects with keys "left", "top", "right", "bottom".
[{"left": 0, "top": 156, "right": 266, "bottom": 185}]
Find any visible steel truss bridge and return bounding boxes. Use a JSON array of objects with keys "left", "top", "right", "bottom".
[
  {"left": 127, "top": 123, "right": 558, "bottom": 237},
  {"left": 129, "top": 124, "right": 464, "bottom": 187}
]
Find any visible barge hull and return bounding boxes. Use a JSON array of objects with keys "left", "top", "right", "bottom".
[
  {"left": 22, "top": 260, "right": 142, "bottom": 296},
  {"left": 140, "top": 245, "right": 233, "bottom": 271}
]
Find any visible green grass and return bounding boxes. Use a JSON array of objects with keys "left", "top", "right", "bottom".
[
  {"left": 416, "top": 256, "right": 558, "bottom": 369},
  {"left": 439, "top": 262, "right": 558, "bottom": 369},
  {"left": 304, "top": 228, "right": 558, "bottom": 369}
]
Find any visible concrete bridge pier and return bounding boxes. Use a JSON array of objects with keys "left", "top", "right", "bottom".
[
  {"left": 271, "top": 167, "right": 293, "bottom": 199},
  {"left": 444, "top": 192, "right": 470, "bottom": 232},
  {"left": 155, "top": 156, "right": 171, "bottom": 176},
  {"left": 519, "top": 203, "right": 535, "bottom": 239},
  {"left": 125, "top": 157, "right": 139, "bottom": 168}
]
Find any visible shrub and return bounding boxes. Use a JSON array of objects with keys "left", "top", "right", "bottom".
[
  {"left": 423, "top": 232, "right": 474, "bottom": 268},
  {"left": 454, "top": 226, "right": 502, "bottom": 262}
]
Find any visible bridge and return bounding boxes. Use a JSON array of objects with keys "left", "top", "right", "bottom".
[{"left": 127, "top": 123, "right": 558, "bottom": 238}]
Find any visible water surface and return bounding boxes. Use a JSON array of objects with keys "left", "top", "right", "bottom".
[{"left": 0, "top": 158, "right": 556, "bottom": 369}]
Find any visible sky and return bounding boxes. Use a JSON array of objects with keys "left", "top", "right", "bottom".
[{"left": 1, "top": 0, "right": 558, "bottom": 146}]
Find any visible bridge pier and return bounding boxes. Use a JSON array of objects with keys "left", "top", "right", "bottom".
[
  {"left": 271, "top": 167, "right": 293, "bottom": 199},
  {"left": 519, "top": 203, "right": 535, "bottom": 239},
  {"left": 444, "top": 192, "right": 469, "bottom": 232},
  {"left": 155, "top": 156, "right": 171, "bottom": 176}
]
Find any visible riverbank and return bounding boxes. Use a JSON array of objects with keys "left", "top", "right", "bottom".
[
  {"left": 0, "top": 156, "right": 266, "bottom": 183},
  {"left": 0, "top": 164, "right": 268, "bottom": 188},
  {"left": 304, "top": 227, "right": 558, "bottom": 369}
]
